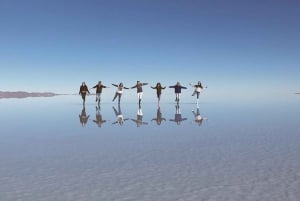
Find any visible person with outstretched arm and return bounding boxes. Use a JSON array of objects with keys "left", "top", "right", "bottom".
[
  {"left": 91, "top": 81, "right": 108, "bottom": 104},
  {"left": 131, "top": 81, "right": 148, "bottom": 105},
  {"left": 151, "top": 82, "right": 166, "bottom": 106},
  {"left": 189, "top": 81, "right": 206, "bottom": 105},
  {"left": 112, "top": 83, "right": 129, "bottom": 104},
  {"left": 169, "top": 82, "right": 187, "bottom": 104},
  {"left": 79, "top": 82, "right": 90, "bottom": 105}
]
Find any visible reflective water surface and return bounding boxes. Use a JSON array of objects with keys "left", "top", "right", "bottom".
[{"left": 0, "top": 96, "right": 299, "bottom": 201}]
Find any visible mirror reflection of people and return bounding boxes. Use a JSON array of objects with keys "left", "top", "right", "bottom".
[
  {"left": 79, "top": 105, "right": 90, "bottom": 127},
  {"left": 131, "top": 81, "right": 148, "bottom": 106},
  {"left": 112, "top": 105, "right": 129, "bottom": 125},
  {"left": 151, "top": 106, "right": 166, "bottom": 125},
  {"left": 192, "top": 107, "right": 207, "bottom": 126},
  {"left": 112, "top": 83, "right": 129, "bottom": 104},
  {"left": 169, "top": 105, "right": 187, "bottom": 125},
  {"left": 79, "top": 82, "right": 90, "bottom": 105},
  {"left": 189, "top": 81, "right": 207, "bottom": 105},
  {"left": 151, "top": 82, "right": 166, "bottom": 106},
  {"left": 93, "top": 106, "right": 107, "bottom": 128},
  {"left": 131, "top": 105, "right": 148, "bottom": 127},
  {"left": 169, "top": 82, "right": 187, "bottom": 104},
  {"left": 91, "top": 81, "right": 108, "bottom": 104}
]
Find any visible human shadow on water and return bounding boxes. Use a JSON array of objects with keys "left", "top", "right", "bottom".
[
  {"left": 192, "top": 107, "right": 208, "bottom": 126},
  {"left": 169, "top": 104, "right": 187, "bottom": 125},
  {"left": 79, "top": 105, "right": 90, "bottom": 127},
  {"left": 112, "top": 105, "right": 129, "bottom": 126},
  {"left": 131, "top": 105, "right": 148, "bottom": 127},
  {"left": 93, "top": 106, "right": 107, "bottom": 128},
  {"left": 151, "top": 106, "right": 166, "bottom": 126}
]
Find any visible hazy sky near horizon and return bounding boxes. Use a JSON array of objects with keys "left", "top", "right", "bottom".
[{"left": 1, "top": 0, "right": 299, "bottom": 102}]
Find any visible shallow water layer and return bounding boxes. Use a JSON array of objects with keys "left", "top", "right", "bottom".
[{"left": 0, "top": 96, "right": 299, "bottom": 201}]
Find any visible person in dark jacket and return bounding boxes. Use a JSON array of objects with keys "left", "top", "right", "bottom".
[
  {"left": 169, "top": 82, "right": 187, "bottom": 103},
  {"left": 91, "top": 81, "right": 108, "bottom": 104},
  {"left": 112, "top": 83, "right": 129, "bottom": 104},
  {"left": 131, "top": 81, "right": 148, "bottom": 105},
  {"left": 151, "top": 82, "right": 166, "bottom": 105},
  {"left": 151, "top": 106, "right": 166, "bottom": 126},
  {"left": 169, "top": 104, "right": 187, "bottom": 125},
  {"left": 79, "top": 105, "right": 90, "bottom": 127},
  {"left": 79, "top": 82, "right": 90, "bottom": 105}
]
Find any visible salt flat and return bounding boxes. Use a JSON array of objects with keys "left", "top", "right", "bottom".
[{"left": 0, "top": 96, "right": 299, "bottom": 201}]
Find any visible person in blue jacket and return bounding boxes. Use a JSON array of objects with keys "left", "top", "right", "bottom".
[{"left": 169, "top": 82, "right": 187, "bottom": 103}]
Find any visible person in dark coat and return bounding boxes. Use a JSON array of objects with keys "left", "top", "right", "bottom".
[
  {"left": 79, "top": 82, "right": 90, "bottom": 105},
  {"left": 169, "top": 82, "right": 187, "bottom": 103},
  {"left": 151, "top": 82, "right": 166, "bottom": 106},
  {"left": 91, "top": 81, "right": 108, "bottom": 104},
  {"left": 131, "top": 81, "right": 148, "bottom": 105},
  {"left": 79, "top": 105, "right": 90, "bottom": 127}
]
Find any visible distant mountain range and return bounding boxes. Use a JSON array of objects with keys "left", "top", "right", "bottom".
[{"left": 0, "top": 91, "right": 58, "bottom": 99}]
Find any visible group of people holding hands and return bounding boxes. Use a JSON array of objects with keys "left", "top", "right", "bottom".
[{"left": 79, "top": 81, "right": 206, "bottom": 105}]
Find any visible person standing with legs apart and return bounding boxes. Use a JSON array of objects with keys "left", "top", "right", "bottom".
[
  {"left": 79, "top": 82, "right": 90, "bottom": 105},
  {"left": 151, "top": 82, "right": 166, "bottom": 106},
  {"left": 169, "top": 82, "right": 187, "bottom": 104},
  {"left": 91, "top": 81, "right": 108, "bottom": 104},
  {"left": 131, "top": 81, "right": 148, "bottom": 106},
  {"left": 112, "top": 83, "right": 129, "bottom": 104},
  {"left": 189, "top": 81, "right": 206, "bottom": 105}
]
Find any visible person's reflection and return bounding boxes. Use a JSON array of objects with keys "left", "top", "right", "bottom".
[
  {"left": 93, "top": 106, "right": 107, "bottom": 127},
  {"left": 169, "top": 104, "right": 187, "bottom": 125},
  {"left": 112, "top": 105, "right": 129, "bottom": 125},
  {"left": 192, "top": 107, "right": 207, "bottom": 126},
  {"left": 131, "top": 105, "right": 148, "bottom": 127},
  {"left": 79, "top": 105, "right": 90, "bottom": 127},
  {"left": 151, "top": 106, "right": 166, "bottom": 125}
]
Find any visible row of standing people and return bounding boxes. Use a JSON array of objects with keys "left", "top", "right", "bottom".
[{"left": 79, "top": 81, "right": 206, "bottom": 105}]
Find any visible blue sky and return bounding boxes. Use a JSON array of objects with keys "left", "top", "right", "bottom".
[{"left": 1, "top": 0, "right": 299, "bottom": 102}]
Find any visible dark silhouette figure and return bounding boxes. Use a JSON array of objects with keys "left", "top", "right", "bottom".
[
  {"left": 131, "top": 105, "right": 148, "bottom": 127},
  {"left": 93, "top": 106, "right": 107, "bottom": 128},
  {"left": 112, "top": 105, "right": 129, "bottom": 125},
  {"left": 112, "top": 83, "right": 129, "bottom": 104},
  {"left": 131, "top": 81, "right": 148, "bottom": 105},
  {"left": 91, "top": 81, "right": 108, "bottom": 104},
  {"left": 151, "top": 106, "right": 166, "bottom": 125},
  {"left": 169, "top": 104, "right": 187, "bottom": 125},
  {"left": 79, "top": 82, "right": 90, "bottom": 105},
  {"left": 151, "top": 82, "right": 166, "bottom": 106},
  {"left": 79, "top": 105, "right": 90, "bottom": 127},
  {"left": 169, "top": 82, "right": 187, "bottom": 104}
]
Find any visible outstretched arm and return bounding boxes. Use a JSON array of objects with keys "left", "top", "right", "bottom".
[{"left": 112, "top": 84, "right": 118, "bottom": 87}]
